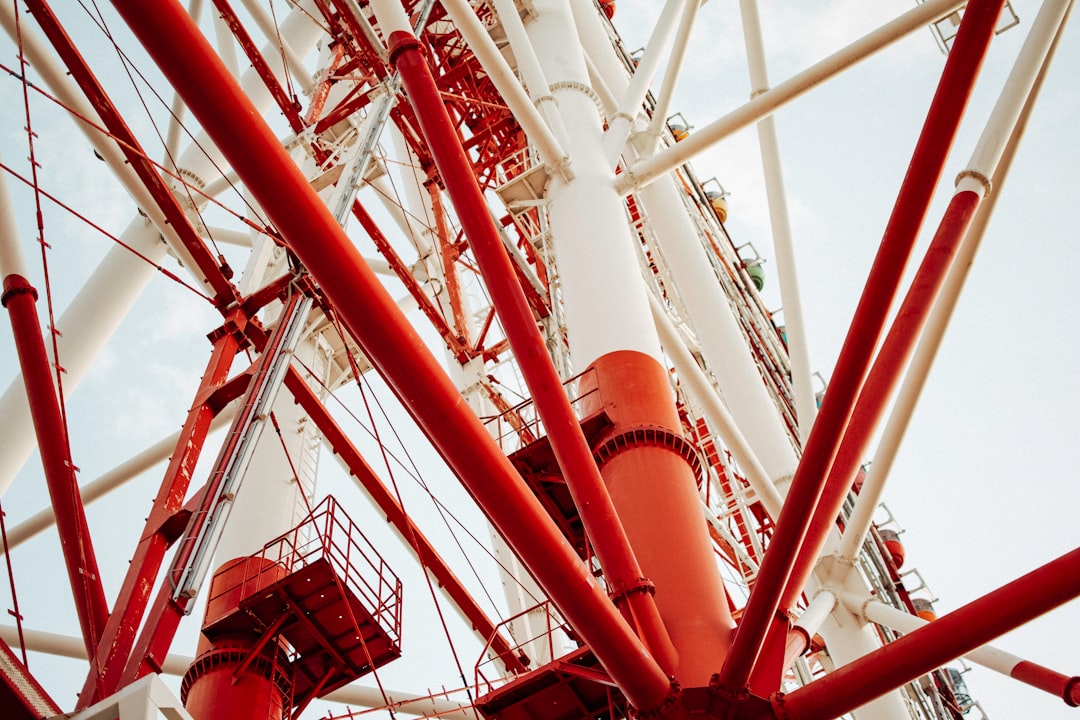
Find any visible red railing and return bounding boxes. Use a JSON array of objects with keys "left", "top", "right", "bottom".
[
  {"left": 482, "top": 368, "right": 603, "bottom": 453},
  {"left": 231, "top": 496, "right": 403, "bottom": 648},
  {"left": 474, "top": 599, "right": 576, "bottom": 694}
]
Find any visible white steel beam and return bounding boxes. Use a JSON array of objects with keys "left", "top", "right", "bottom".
[
  {"left": 616, "top": 0, "right": 968, "bottom": 193},
  {"left": 738, "top": 0, "right": 817, "bottom": 443}
]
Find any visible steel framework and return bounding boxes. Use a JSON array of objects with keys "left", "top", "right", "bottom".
[{"left": 0, "top": 1, "right": 1076, "bottom": 720}]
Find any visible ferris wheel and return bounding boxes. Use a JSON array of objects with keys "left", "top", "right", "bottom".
[{"left": 0, "top": 1, "right": 1077, "bottom": 720}]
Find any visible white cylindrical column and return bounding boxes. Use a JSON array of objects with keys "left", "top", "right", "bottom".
[
  {"left": 529, "top": 1, "right": 661, "bottom": 366},
  {"left": 215, "top": 331, "right": 329, "bottom": 560},
  {"left": 638, "top": 178, "right": 798, "bottom": 483},
  {"left": 572, "top": 2, "right": 798, "bottom": 484}
]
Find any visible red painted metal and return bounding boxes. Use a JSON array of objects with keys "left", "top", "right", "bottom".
[
  {"left": 106, "top": 0, "right": 673, "bottom": 710},
  {"left": 774, "top": 546, "right": 1080, "bottom": 720},
  {"left": 580, "top": 351, "right": 735, "bottom": 686},
  {"left": 117, "top": 291, "right": 306, "bottom": 688},
  {"left": 385, "top": 28, "right": 679, "bottom": 677},
  {"left": 185, "top": 497, "right": 404, "bottom": 719},
  {"left": 210, "top": 0, "right": 304, "bottom": 134},
  {"left": 22, "top": 0, "right": 240, "bottom": 308},
  {"left": 0, "top": 634, "right": 61, "bottom": 720},
  {"left": 1011, "top": 661, "right": 1080, "bottom": 707},
  {"left": 282, "top": 366, "right": 527, "bottom": 674},
  {"left": 78, "top": 321, "right": 241, "bottom": 706},
  {"left": 350, "top": 200, "right": 469, "bottom": 362},
  {"left": 713, "top": 0, "right": 1004, "bottom": 694},
  {"left": 1, "top": 274, "right": 109, "bottom": 660},
  {"left": 780, "top": 189, "right": 984, "bottom": 609}
]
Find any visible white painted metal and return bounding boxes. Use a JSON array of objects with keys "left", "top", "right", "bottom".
[
  {"left": 601, "top": 0, "right": 686, "bottom": 168},
  {"left": 0, "top": 151, "right": 28, "bottom": 279},
  {"left": 237, "top": 0, "right": 315, "bottom": 94},
  {"left": 0, "top": 218, "right": 166, "bottom": 496},
  {"left": 813, "top": 572, "right": 911, "bottom": 718},
  {"left": 0, "top": 0, "right": 326, "bottom": 495},
  {"left": 642, "top": 0, "right": 700, "bottom": 152},
  {"left": 841, "top": 593, "right": 1028, "bottom": 678},
  {"left": 616, "top": 0, "right": 969, "bottom": 193},
  {"left": 795, "top": 588, "right": 837, "bottom": 639},
  {"left": 526, "top": 0, "right": 663, "bottom": 367},
  {"left": 637, "top": 175, "right": 798, "bottom": 483},
  {"left": 370, "top": 0, "right": 412, "bottom": 39},
  {"left": 738, "top": 0, "right": 817, "bottom": 443},
  {"left": 66, "top": 674, "right": 192, "bottom": 720},
  {"left": 0, "top": 2, "right": 211, "bottom": 289},
  {"left": 571, "top": 2, "right": 799, "bottom": 483},
  {"left": 650, "top": 294, "right": 783, "bottom": 517},
  {"left": 177, "top": 296, "right": 314, "bottom": 590},
  {"left": 162, "top": 0, "right": 204, "bottom": 167},
  {"left": 2, "top": 404, "right": 237, "bottom": 552}
]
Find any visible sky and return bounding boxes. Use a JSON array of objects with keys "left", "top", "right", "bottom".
[{"left": 0, "top": 1, "right": 1077, "bottom": 719}]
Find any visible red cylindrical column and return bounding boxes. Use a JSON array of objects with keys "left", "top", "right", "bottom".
[
  {"left": 714, "top": 0, "right": 1004, "bottom": 693},
  {"left": 775, "top": 547, "right": 1080, "bottom": 720},
  {"left": 181, "top": 558, "right": 292, "bottom": 720},
  {"left": 1, "top": 274, "right": 109, "bottom": 660},
  {"left": 582, "top": 351, "right": 735, "bottom": 685}
]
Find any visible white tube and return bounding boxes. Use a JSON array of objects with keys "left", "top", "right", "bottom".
[
  {"left": 601, "top": 0, "right": 687, "bottom": 167},
  {"left": 617, "top": 0, "right": 968, "bottom": 193},
  {"left": 638, "top": 176, "right": 798, "bottom": 484},
  {"left": 795, "top": 588, "right": 837, "bottom": 638},
  {"left": 961, "top": 0, "right": 1071, "bottom": 187},
  {"left": 841, "top": 593, "right": 1028, "bottom": 678},
  {"left": 481, "top": 0, "right": 572, "bottom": 170},
  {"left": 370, "top": 0, "right": 412, "bottom": 38},
  {"left": 2, "top": 403, "right": 237, "bottom": 552},
  {"left": 0, "top": 2, "right": 210, "bottom": 289},
  {"left": 528, "top": 0, "right": 662, "bottom": 366},
  {"left": 238, "top": 0, "right": 315, "bottom": 94},
  {"left": 0, "top": 151, "right": 28, "bottom": 279},
  {"left": 650, "top": 293, "right": 784, "bottom": 518},
  {"left": 643, "top": 0, "right": 701, "bottom": 151},
  {"left": 163, "top": 0, "right": 205, "bottom": 166},
  {"left": 738, "top": 0, "right": 817, "bottom": 443},
  {"left": 0, "top": 218, "right": 166, "bottom": 496},
  {"left": 171, "top": 1, "right": 324, "bottom": 186}
]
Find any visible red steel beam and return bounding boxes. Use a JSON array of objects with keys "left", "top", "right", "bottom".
[
  {"left": 210, "top": 0, "right": 305, "bottom": 135},
  {"left": 23, "top": 0, "right": 240, "bottom": 308},
  {"left": 282, "top": 366, "right": 526, "bottom": 674},
  {"left": 1, "top": 274, "right": 109, "bottom": 660},
  {"left": 774, "top": 547, "right": 1080, "bottom": 720},
  {"left": 384, "top": 28, "right": 678, "bottom": 676},
  {"left": 1011, "top": 661, "right": 1080, "bottom": 707},
  {"left": 78, "top": 318, "right": 242, "bottom": 706},
  {"left": 350, "top": 200, "right": 470, "bottom": 362},
  {"left": 106, "top": 1, "right": 673, "bottom": 710},
  {"left": 714, "top": 0, "right": 1005, "bottom": 693},
  {"left": 780, "top": 188, "right": 983, "bottom": 609}
]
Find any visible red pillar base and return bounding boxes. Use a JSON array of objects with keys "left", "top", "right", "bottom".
[
  {"left": 582, "top": 350, "right": 735, "bottom": 687},
  {"left": 181, "top": 637, "right": 292, "bottom": 720}
]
